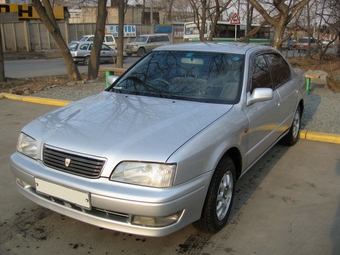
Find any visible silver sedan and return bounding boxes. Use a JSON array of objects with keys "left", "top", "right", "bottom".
[
  {"left": 69, "top": 41, "right": 127, "bottom": 65},
  {"left": 10, "top": 42, "right": 307, "bottom": 237}
]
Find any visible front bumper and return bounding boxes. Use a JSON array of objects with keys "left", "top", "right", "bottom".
[
  {"left": 125, "top": 47, "right": 138, "bottom": 54},
  {"left": 10, "top": 152, "right": 210, "bottom": 237},
  {"left": 72, "top": 57, "right": 85, "bottom": 62}
]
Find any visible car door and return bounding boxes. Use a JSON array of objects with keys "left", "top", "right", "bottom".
[
  {"left": 265, "top": 53, "right": 298, "bottom": 132},
  {"left": 244, "top": 53, "right": 283, "bottom": 166},
  {"left": 145, "top": 36, "right": 157, "bottom": 53},
  {"left": 100, "top": 44, "right": 115, "bottom": 63}
]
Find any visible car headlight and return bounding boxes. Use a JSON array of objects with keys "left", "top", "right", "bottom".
[
  {"left": 111, "top": 162, "right": 176, "bottom": 188},
  {"left": 132, "top": 45, "right": 138, "bottom": 49},
  {"left": 16, "top": 132, "right": 38, "bottom": 159}
]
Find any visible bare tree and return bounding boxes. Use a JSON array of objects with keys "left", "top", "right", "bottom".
[
  {"left": 208, "top": 0, "right": 233, "bottom": 41},
  {"left": 32, "top": 0, "right": 82, "bottom": 81},
  {"left": 248, "top": 0, "right": 310, "bottom": 50},
  {"left": 188, "top": 0, "right": 233, "bottom": 41},
  {"left": 319, "top": 0, "right": 340, "bottom": 57},
  {"left": 88, "top": 0, "right": 108, "bottom": 79},
  {"left": 188, "top": 0, "right": 207, "bottom": 41}
]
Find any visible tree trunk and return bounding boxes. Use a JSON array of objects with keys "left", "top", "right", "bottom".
[
  {"left": 0, "top": 27, "right": 5, "bottom": 82},
  {"left": 31, "top": 0, "right": 81, "bottom": 81},
  {"left": 115, "top": 0, "right": 125, "bottom": 68},
  {"left": 88, "top": 0, "right": 108, "bottom": 79}
]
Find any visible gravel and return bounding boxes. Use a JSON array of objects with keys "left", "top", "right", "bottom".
[
  {"left": 32, "top": 80, "right": 106, "bottom": 101},
  {"left": 31, "top": 73, "right": 340, "bottom": 135}
]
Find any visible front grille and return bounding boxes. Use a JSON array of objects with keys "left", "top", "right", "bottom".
[{"left": 43, "top": 145, "right": 106, "bottom": 178}]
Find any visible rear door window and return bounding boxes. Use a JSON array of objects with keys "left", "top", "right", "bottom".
[
  {"left": 79, "top": 44, "right": 89, "bottom": 50},
  {"left": 265, "top": 53, "right": 291, "bottom": 89}
]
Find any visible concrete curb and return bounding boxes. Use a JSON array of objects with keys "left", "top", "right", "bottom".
[{"left": 1, "top": 92, "right": 340, "bottom": 145}]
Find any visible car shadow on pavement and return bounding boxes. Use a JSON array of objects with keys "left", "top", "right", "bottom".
[
  {"left": 228, "top": 144, "right": 289, "bottom": 224},
  {"left": 301, "top": 84, "right": 322, "bottom": 130}
]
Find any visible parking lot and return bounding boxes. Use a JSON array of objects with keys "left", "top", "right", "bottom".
[{"left": 1, "top": 98, "right": 340, "bottom": 255}]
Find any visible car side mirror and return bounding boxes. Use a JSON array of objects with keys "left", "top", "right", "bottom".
[{"left": 247, "top": 88, "right": 274, "bottom": 106}]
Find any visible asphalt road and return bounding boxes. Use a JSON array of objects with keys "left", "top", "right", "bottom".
[
  {"left": 4, "top": 57, "right": 139, "bottom": 78},
  {"left": 1, "top": 98, "right": 340, "bottom": 255}
]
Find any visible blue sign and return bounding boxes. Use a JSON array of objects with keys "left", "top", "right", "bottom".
[{"left": 154, "top": 24, "right": 172, "bottom": 33}]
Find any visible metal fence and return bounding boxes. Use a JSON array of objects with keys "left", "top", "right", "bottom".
[{"left": 0, "top": 21, "right": 184, "bottom": 52}]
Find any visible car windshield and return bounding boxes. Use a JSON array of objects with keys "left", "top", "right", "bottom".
[
  {"left": 110, "top": 51, "right": 244, "bottom": 104},
  {"left": 79, "top": 36, "right": 89, "bottom": 41},
  {"left": 299, "top": 38, "right": 314, "bottom": 43},
  {"left": 135, "top": 36, "right": 148, "bottom": 43},
  {"left": 68, "top": 42, "right": 79, "bottom": 51}
]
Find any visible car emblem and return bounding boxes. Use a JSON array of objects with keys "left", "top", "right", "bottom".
[{"left": 65, "top": 158, "right": 71, "bottom": 167}]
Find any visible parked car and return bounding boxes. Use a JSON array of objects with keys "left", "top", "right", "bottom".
[
  {"left": 68, "top": 41, "right": 127, "bottom": 65},
  {"left": 124, "top": 33, "right": 171, "bottom": 57},
  {"left": 79, "top": 34, "right": 117, "bottom": 49},
  {"left": 296, "top": 36, "right": 319, "bottom": 51},
  {"left": 10, "top": 42, "right": 306, "bottom": 237},
  {"left": 320, "top": 39, "right": 333, "bottom": 47},
  {"left": 282, "top": 37, "right": 296, "bottom": 50}
]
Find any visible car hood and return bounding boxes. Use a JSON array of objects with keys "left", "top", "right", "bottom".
[{"left": 23, "top": 92, "right": 232, "bottom": 174}]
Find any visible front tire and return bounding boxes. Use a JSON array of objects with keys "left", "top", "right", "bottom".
[
  {"left": 193, "top": 156, "right": 235, "bottom": 233},
  {"left": 84, "top": 56, "right": 90, "bottom": 65},
  {"left": 137, "top": 48, "right": 146, "bottom": 57},
  {"left": 280, "top": 105, "right": 301, "bottom": 146}
]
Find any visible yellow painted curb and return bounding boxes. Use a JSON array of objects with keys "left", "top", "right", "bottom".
[
  {"left": 2, "top": 92, "right": 340, "bottom": 145},
  {"left": 300, "top": 130, "right": 340, "bottom": 144},
  {"left": 0, "top": 93, "right": 72, "bottom": 106}
]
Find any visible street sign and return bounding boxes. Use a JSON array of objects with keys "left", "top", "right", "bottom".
[
  {"left": 106, "top": 25, "right": 136, "bottom": 37},
  {"left": 230, "top": 13, "right": 241, "bottom": 24}
]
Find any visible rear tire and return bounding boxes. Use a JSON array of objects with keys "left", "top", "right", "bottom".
[
  {"left": 280, "top": 105, "right": 301, "bottom": 146},
  {"left": 193, "top": 156, "right": 235, "bottom": 233}
]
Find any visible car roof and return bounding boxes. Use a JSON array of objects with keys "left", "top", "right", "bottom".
[
  {"left": 69, "top": 41, "right": 111, "bottom": 47},
  {"left": 82, "top": 34, "right": 113, "bottom": 37},
  {"left": 154, "top": 42, "right": 274, "bottom": 55},
  {"left": 138, "top": 34, "right": 169, "bottom": 37}
]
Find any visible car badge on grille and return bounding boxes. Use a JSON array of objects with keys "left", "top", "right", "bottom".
[{"left": 65, "top": 158, "right": 71, "bottom": 167}]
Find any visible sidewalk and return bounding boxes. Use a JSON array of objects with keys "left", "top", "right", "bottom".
[{"left": 3, "top": 50, "right": 62, "bottom": 61}]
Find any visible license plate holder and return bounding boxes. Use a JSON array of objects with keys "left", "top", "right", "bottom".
[{"left": 35, "top": 178, "right": 90, "bottom": 209}]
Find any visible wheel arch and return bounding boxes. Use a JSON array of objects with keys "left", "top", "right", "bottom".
[{"left": 220, "top": 147, "right": 242, "bottom": 181}]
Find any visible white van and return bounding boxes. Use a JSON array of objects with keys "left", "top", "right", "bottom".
[{"left": 79, "top": 35, "right": 117, "bottom": 49}]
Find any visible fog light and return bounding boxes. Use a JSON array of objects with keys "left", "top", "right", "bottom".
[
  {"left": 132, "top": 211, "right": 183, "bottom": 227},
  {"left": 16, "top": 178, "right": 29, "bottom": 188}
]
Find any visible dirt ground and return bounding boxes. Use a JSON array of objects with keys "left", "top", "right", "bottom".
[
  {"left": 288, "top": 54, "right": 340, "bottom": 92},
  {"left": 1, "top": 54, "right": 340, "bottom": 95},
  {"left": 0, "top": 72, "right": 106, "bottom": 96}
]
